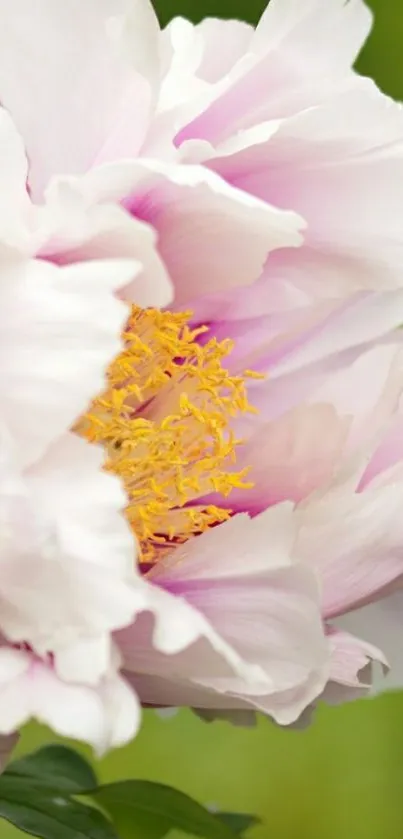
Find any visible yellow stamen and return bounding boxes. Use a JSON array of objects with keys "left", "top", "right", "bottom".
[{"left": 77, "top": 306, "right": 258, "bottom": 563}]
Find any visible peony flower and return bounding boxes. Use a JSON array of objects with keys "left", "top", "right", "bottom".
[
  {"left": 77, "top": 301, "right": 403, "bottom": 723},
  {"left": 0, "top": 0, "right": 403, "bottom": 753},
  {"left": 0, "top": 0, "right": 299, "bottom": 753}
]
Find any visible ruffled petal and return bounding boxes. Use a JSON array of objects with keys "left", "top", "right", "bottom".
[
  {"left": 120, "top": 507, "right": 329, "bottom": 725},
  {"left": 335, "top": 593, "right": 403, "bottom": 693},
  {"left": 0, "top": 257, "right": 135, "bottom": 466},
  {"left": 0, "top": 647, "right": 139, "bottom": 754},
  {"left": 57, "top": 158, "right": 304, "bottom": 306},
  {"left": 0, "top": 434, "right": 146, "bottom": 682},
  {"left": 320, "top": 628, "right": 387, "bottom": 704},
  {"left": 176, "top": 0, "right": 372, "bottom": 145}
]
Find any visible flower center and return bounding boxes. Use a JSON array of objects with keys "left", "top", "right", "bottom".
[{"left": 77, "top": 306, "right": 257, "bottom": 563}]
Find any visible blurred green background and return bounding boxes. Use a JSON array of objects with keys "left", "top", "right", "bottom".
[{"left": 6, "top": 2, "right": 403, "bottom": 839}]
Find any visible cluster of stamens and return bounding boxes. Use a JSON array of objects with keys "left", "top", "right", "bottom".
[{"left": 77, "top": 306, "right": 258, "bottom": 563}]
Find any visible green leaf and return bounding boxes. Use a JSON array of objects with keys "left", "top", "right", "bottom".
[
  {"left": 90, "top": 781, "right": 240, "bottom": 839},
  {"left": 104, "top": 805, "right": 169, "bottom": 839},
  {"left": 216, "top": 813, "right": 260, "bottom": 835},
  {"left": 7, "top": 745, "right": 98, "bottom": 793},
  {"left": 0, "top": 775, "right": 117, "bottom": 839}
]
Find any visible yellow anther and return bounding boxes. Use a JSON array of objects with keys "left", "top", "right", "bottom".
[{"left": 77, "top": 306, "right": 258, "bottom": 563}]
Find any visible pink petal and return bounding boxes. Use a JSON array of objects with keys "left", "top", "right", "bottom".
[
  {"left": 212, "top": 404, "right": 350, "bottom": 514},
  {"left": 295, "top": 465, "right": 403, "bottom": 618},
  {"left": 208, "top": 86, "right": 403, "bottom": 297},
  {"left": 359, "top": 413, "right": 403, "bottom": 489},
  {"left": 120, "top": 507, "right": 329, "bottom": 725},
  {"left": 62, "top": 158, "right": 304, "bottom": 306},
  {"left": 227, "top": 339, "right": 402, "bottom": 449},
  {"left": 257, "top": 291, "right": 403, "bottom": 378},
  {"left": 206, "top": 343, "right": 403, "bottom": 516}
]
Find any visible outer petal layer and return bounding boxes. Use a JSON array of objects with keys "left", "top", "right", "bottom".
[
  {"left": 0, "top": 257, "right": 135, "bottom": 467},
  {"left": 0, "top": 434, "right": 145, "bottom": 683},
  {"left": 120, "top": 506, "right": 329, "bottom": 724},
  {"left": 0, "top": 647, "right": 139, "bottom": 755}
]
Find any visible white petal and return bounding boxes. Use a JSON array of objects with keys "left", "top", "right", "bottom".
[
  {"left": 97, "top": 670, "right": 141, "bottom": 750},
  {"left": 0, "top": 257, "right": 135, "bottom": 466},
  {"left": 254, "top": 0, "right": 372, "bottom": 69},
  {"left": 0, "top": 648, "right": 140, "bottom": 753},
  {"left": 175, "top": 0, "right": 372, "bottom": 146},
  {"left": 0, "top": 434, "right": 146, "bottom": 679},
  {"left": 0, "top": 108, "right": 32, "bottom": 250},
  {"left": 41, "top": 178, "right": 173, "bottom": 309},
  {"left": 27, "top": 434, "right": 135, "bottom": 575},
  {"left": 0, "top": 0, "right": 161, "bottom": 196},
  {"left": 196, "top": 18, "right": 254, "bottom": 83},
  {"left": 55, "top": 637, "right": 112, "bottom": 686}
]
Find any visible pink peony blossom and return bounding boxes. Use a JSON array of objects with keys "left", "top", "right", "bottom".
[{"left": 0, "top": 0, "right": 402, "bottom": 751}]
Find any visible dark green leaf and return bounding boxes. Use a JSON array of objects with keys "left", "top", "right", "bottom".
[
  {"left": 216, "top": 813, "right": 260, "bottom": 835},
  {"left": 90, "top": 781, "right": 240, "bottom": 839},
  {"left": 0, "top": 775, "right": 117, "bottom": 839},
  {"left": 7, "top": 745, "right": 98, "bottom": 793}
]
